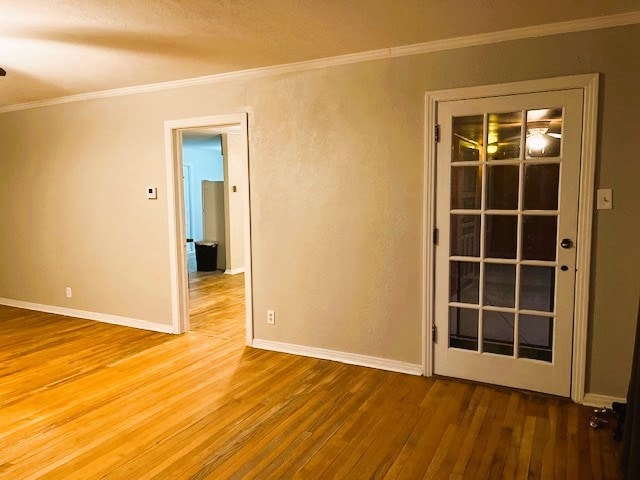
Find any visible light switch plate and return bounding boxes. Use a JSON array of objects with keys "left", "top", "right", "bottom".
[
  {"left": 147, "top": 187, "right": 158, "bottom": 200},
  {"left": 597, "top": 188, "right": 613, "bottom": 210}
]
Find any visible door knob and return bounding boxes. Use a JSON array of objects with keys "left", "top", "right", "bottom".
[{"left": 560, "top": 238, "right": 573, "bottom": 249}]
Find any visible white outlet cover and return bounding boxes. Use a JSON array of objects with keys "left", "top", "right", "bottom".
[{"left": 146, "top": 187, "right": 158, "bottom": 200}]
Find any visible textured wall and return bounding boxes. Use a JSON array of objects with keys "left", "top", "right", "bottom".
[{"left": 0, "top": 25, "right": 638, "bottom": 397}]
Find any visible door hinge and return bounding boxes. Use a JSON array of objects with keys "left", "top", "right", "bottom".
[
  {"left": 433, "top": 228, "right": 439, "bottom": 246},
  {"left": 432, "top": 325, "right": 438, "bottom": 343},
  {"left": 434, "top": 124, "right": 441, "bottom": 143}
]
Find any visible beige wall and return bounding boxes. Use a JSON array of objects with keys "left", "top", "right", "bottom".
[
  {"left": 222, "top": 133, "right": 245, "bottom": 272},
  {"left": 0, "top": 25, "right": 638, "bottom": 397}
]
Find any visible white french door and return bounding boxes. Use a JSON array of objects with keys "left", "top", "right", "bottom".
[{"left": 433, "top": 88, "right": 583, "bottom": 397}]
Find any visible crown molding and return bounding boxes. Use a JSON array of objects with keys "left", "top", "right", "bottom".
[
  {"left": 390, "top": 11, "right": 640, "bottom": 57},
  {"left": 0, "top": 48, "right": 389, "bottom": 114},
  {"left": 1, "top": 11, "right": 639, "bottom": 114}
]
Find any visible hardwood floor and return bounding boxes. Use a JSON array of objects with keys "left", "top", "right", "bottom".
[
  {"left": 0, "top": 275, "right": 624, "bottom": 479},
  {"left": 188, "top": 270, "right": 245, "bottom": 338}
]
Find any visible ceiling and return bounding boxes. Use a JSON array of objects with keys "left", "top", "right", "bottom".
[
  {"left": 183, "top": 130, "right": 221, "bottom": 151},
  {"left": 1, "top": 0, "right": 639, "bottom": 108}
]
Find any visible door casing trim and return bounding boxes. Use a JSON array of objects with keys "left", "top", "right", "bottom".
[
  {"left": 422, "top": 74, "right": 599, "bottom": 403},
  {"left": 164, "top": 113, "right": 254, "bottom": 345}
]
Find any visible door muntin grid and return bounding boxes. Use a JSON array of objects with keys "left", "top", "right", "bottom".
[{"left": 448, "top": 108, "right": 563, "bottom": 362}]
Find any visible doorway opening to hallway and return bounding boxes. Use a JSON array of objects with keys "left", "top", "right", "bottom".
[{"left": 165, "top": 114, "right": 253, "bottom": 344}]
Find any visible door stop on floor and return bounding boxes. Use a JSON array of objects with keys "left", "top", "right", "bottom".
[{"left": 589, "top": 403, "right": 626, "bottom": 440}]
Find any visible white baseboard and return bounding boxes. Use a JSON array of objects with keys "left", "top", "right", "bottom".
[
  {"left": 251, "top": 339, "right": 423, "bottom": 376},
  {"left": 582, "top": 393, "right": 627, "bottom": 408},
  {"left": 224, "top": 267, "right": 245, "bottom": 275},
  {"left": 0, "top": 297, "right": 176, "bottom": 334}
]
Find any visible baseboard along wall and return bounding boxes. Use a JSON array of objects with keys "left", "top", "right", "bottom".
[
  {"left": 582, "top": 393, "right": 627, "bottom": 408},
  {"left": 224, "top": 268, "right": 245, "bottom": 275},
  {"left": 251, "top": 339, "right": 423, "bottom": 376},
  {"left": 0, "top": 297, "right": 629, "bottom": 405},
  {"left": 0, "top": 297, "right": 175, "bottom": 334}
]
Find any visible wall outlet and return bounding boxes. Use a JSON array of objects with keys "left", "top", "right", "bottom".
[
  {"left": 65, "top": 287, "right": 72, "bottom": 298},
  {"left": 267, "top": 310, "right": 275, "bottom": 325}
]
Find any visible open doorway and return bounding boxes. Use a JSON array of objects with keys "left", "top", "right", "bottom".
[
  {"left": 182, "top": 128, "right": 245, "bottom": 275},
  {"left": 165, "top": 114, "right": 253, "bottom": 344},
  {"left": 182, "top": 126, "right": 246, "bottom": 336}
]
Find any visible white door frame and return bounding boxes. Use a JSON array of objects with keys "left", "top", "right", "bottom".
[
  {"left": 423, "top": 74, "right": 599, "bottom": 403},
  {"left": 164, "top": 113, "right": 254, "bottom": 345}
]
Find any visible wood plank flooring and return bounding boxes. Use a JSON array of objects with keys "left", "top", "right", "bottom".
[
  {"left": 188, "top": 271, "right": 245, "bottom": 338},
  {"left": 0, "top": 274, "right": 624, "bottom": 479}
]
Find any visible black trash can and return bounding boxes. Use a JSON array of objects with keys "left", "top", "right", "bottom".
[{"left": 194, "top": 241, "right": 218, "bottom": 271}]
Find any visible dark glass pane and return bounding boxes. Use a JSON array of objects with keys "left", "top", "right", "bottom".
[
  {"left": 486, "top": 165, "right": 519, "bottom": 210},
  {"left": 485, "top": 215, "right": 517, "bottom": 259},
  {"left": 451, "top": 166, "right": 482, "bottom": 209},
  {"left": 524, "top": 164, "right": 560, "bottom": 210},
  {"left": 484, "top": 264, "right": 516, "bottom": 308},
  {"left": 519, "top": 315, "right": 553, "bottom": 362},
  {"left": 487, "top": 111, "right": 522, "bottom": 160},
  {"left": 526, "top": 108, "right": 562, "bottom": 158},
  {"left": 520, "top": 266, "right": 555, "bottom": 312},
  {"left": 483, "top": 310, "right": 514, "bottom": 356},
  {"left": 450, "top": 214, "right": 480, "bottom": 257},
  {"left": 453, "top": 115, "right": 483, "bottom": 162},
  {"left": 522, "top": 216, "right": 557, "bottom": 261},
  {"left": 449, "top": 307, "right": 478, "bottom": 351},
  {"left": 450, "top": 261, "right": 480, "bottom": 304}
]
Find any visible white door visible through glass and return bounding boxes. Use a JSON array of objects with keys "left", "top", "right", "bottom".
[{"left": 434, "top": 89, "right": 583, "bottom": 397}]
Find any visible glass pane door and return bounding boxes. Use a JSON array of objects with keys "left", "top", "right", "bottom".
[
  {"left": 434, "top": 89, "right": 583, "bottom": 397},
  {"left": 448, "top": 108, "right": 562, "bottom": 362}
]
